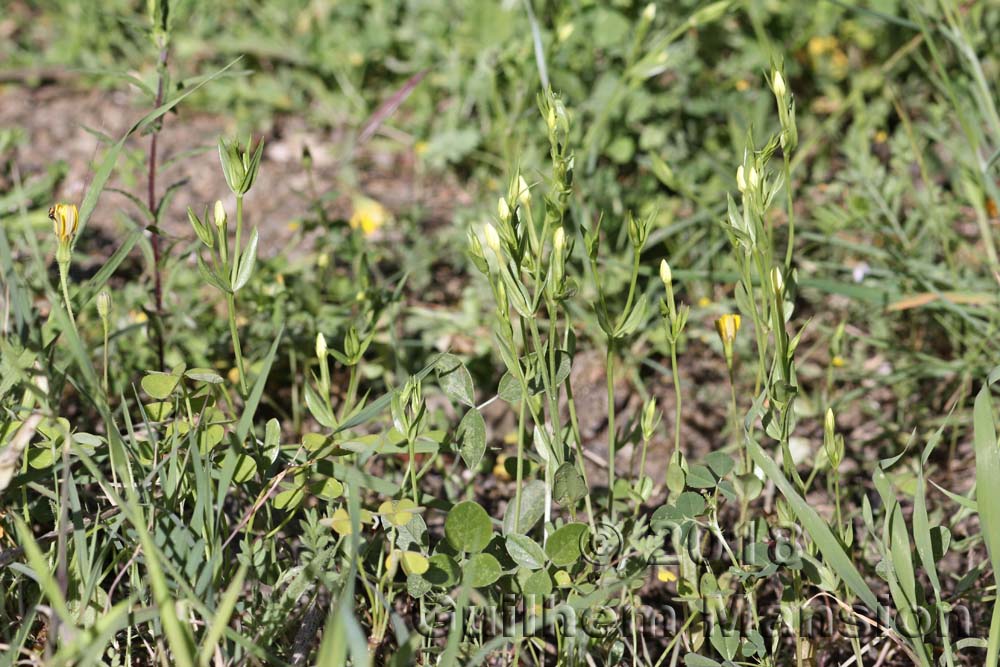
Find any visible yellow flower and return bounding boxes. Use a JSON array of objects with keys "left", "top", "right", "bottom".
[
  {"left": 49, "top": 203, "right": 79, "bottom": 244},
  {"left": 379, "top": 498, "right": 418, "bottom": 528},
  {"left": 493, "top": 455, "right": 512, "bottom": 481},
  {"left": 349, "top": 196, "right": 389, "bottom": 237},
  {"left": 656, "top": 567, "right": 677, "bottom": 583},
  {"left": 715, "top": 314, "right": 741, "bottom": 345},
  {"left": 697, "top": 296, "right": 712, "bottom": 308},
  {"left": 330, "top": 508, "right": 353, "bottom": 535},
  {"left": 807, "top": 35, "right": 838, "bottom": 58},
  {"left": 715, "top": 314, "right": 741, "bottom": 369},
  {"left": 831, "top": 355, "right": 846, "bottom": 368}
]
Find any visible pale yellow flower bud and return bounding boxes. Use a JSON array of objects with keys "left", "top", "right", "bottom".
[
  {"left": 483, "top": 223, "right": 502, "bottom": 254},
  {"left": 516, "top": 175, "right": 531, "bottom": 207},
  {"left": 772, "top": 70, "right": 786, "bottom": 98},
  {"left": 553, "top": 226, "right": 565, "bottom": 253},
  {"left": 316, "top": 332, "right": 327, "bottom": 360},
  {"left": 497, "top": 196, "right": 511, "bottom": 222},
  {"left": 736, "top": 165, "right": 746, "bottom": 193},
  {"left": 659, "top": 259, "right": 672, "bottom": 287},
  {"left": 642, "top": 3, "right": 656, "bottom": 22},
  {"left": 213, "top": 200, "right": 227, "bottom": 229}
]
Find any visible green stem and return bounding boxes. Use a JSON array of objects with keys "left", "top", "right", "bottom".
[
  {"left": 407, "top": 435, "right": 419, "bottom": 504},
  {"left": 514, "top": 397, "right": 526, "bottom": 532},
  {"left": 58, "top": 262, "right": 76, "bottom": 333},
  {"left": 102, "top": 323, "right": 110, "bottom": 396},
  {"left": 231, "top": 195, "right": 244, "bottom": 285},
  {"left": 783, "top": 153, "right": 795, "bottom": 269},
  {"left": 669, "top": 340, "right": 682, "bottom": 458},
  {"left": 606, "top": 339, "right": 616, "bottom": 521},
  {"left": 226, "top": 293, "right": 248, "bottom": 396}
]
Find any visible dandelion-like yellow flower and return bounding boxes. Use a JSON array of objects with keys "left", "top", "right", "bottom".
[
  {"left": 49, "top": 203, "right": 79, "bottom": 244},
  {"left": 349, "top": 196, "right": 389, "bottom": 237}
]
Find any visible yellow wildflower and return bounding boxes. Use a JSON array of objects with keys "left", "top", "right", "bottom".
[
  {"left": 349, "top": 196, "right": 389, "bottom": 237},
  {"left": 831, "top": 355, "right": 846, "bottom": 368},
  {"left": 715, "top": 314, "right": 741, "bottom": 369},
  {"left": 50, "top": 203, "right": 79, "bottom": 244},
  {"left": 656, "top": 567, "right": 677, "bottom": 583},
  {"left": 715, "top": 314, "right": 741, "bottom": 345},
  {"left": 493, "top": 455, "right": 512, "bottom": 481},
  {"left": 330, "top": 507, "right": 352, "bottom": 535}
]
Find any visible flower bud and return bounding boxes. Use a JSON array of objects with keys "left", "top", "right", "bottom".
[
  {"left": 552, "top": 225, "right": 564, "bottom": 251},
  {"left": 214, "top": 200, "right": 227, "bottom": 229},
  {"left": 642, "top": 3, "right": 656, "bottom": 22},
  {"left": 748, "top": 166, "right": 760, "bottom": 190},
  {"left": 483, "top": 223, "right": 502, "bottom": 255},
  {"left": 771, "top": 266, "right": 784, "bottom": 295},
  {"left": 772, "top": 70, "right": 786, "bottom": 99},
  {"left": 736, "top": 165, "right": 746, "bottom": 193},
  {"left": 497, "top": 196, "right": 511, "bottom": 222},
  {"left": 715, "top": 314, "right": 741, "bottom": 369},
  {"left": 316, "top": 332, "right": 327, "bottom": 360},
  {"left": 516, "top": 175, "right": 531, "bottom": 207},
  {"left": 659, "top": 259, "right": 672, "bottom": 287},
  {"left": 97, "top": 290, "right": 112, "bottom": 321},
  {"left": 641, "top": 398, "right": 660, "bottom": 441}
]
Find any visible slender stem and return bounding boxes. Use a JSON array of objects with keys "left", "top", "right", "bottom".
[
  {"left": 232, "top": 195, "right": 244, "bottom": 285},
  {"left": 58, "top": 266, "right": 75, "bottom": 330},
  {"left": 148, "top": 46, "right": 168, "bottom": 371},
  {"left": 782, "top": 153, "right": 795, "bottom": 269},
  {"left": 564, "top": 379, "right": 597, "bottom": 533},
  {"left": 226, "top": 293, "right": 248, "bottom": 396},
  {"left": 407, "top": 436, "right": 419, "bottom": 504},
  {"left": 513, "top": 397, "right": 526, "bottom": 532},
  {"left": 606, "top": 339, "right": 616, "bottom": 521},
  {"left": 670, "top": 340, "right": 682, "bottom": 458},
  {"left": 102, "top": 323, "right": 110, "bottom": 396}
]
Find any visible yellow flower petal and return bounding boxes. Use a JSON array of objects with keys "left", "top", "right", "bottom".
[
  {"left": 656, "top": 568, "right": 677, "bottom": 583},
  {"left": 349, "top": 196, "right": 390, "bottom": 237}
]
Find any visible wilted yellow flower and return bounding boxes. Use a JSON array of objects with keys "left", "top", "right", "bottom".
[
  {"left": 349, "top": 196, "right": 389, "bottom": 237},
  {"left": 50, "top": 203, "right": 79, "bottom": 244}
]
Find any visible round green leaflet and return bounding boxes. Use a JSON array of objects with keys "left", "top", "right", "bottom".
[
  {"left": 545, "top": 522, "right": 589, "bottom": 567},
  {"left": 445, "top": 500, "right": 493, "bottom": 553},
  {"left": 463, "top": 553, "right": 502, "bottom": 588}
]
